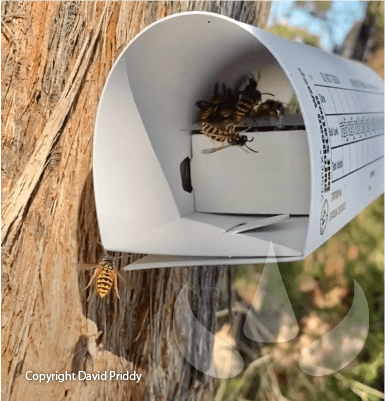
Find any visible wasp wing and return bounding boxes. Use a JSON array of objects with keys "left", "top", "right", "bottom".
[
  {"left": 201, "top": 145, "right": 230, "bottom": 154},
  {"left": 76, "top": 263, "right": 100, "bottom": 272}
]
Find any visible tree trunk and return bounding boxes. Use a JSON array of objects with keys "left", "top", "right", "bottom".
[{"left": 1, "top": 2, "right": 271, "bottom": 400}]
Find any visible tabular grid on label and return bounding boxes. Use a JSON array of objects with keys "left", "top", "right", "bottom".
[{"left": 315, "top": 84, "right": 384, "bottom": 183}]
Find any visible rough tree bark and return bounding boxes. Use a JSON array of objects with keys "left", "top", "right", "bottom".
[{"left": 1, "top": 2, "right": 271, "bottom": 400}]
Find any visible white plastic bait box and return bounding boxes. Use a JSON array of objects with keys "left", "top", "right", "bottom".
[
  {"left": 191, "top": 129, "right": 310, "bottom": 215},
  {"left": 93, "top": 12, "right": 384, "bottom": 269}
]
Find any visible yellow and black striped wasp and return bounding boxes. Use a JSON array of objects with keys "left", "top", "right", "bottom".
[
  {"left": 251, "top": 99, "right": 286, "bottom": 119},
  {"left": 196, "top": 83, "right": 236, "bottom": 124},
  {"left": 200, "top": 122, "right": 257, "bottom": 154},
  {"left": 84, "top": 256, "right": 120, "bottom": 299},
  {"left": 82, "top": 249, "right": 126, "bottom": 300},
  {"left": 234, "top": 75, "right": 275, "bottom": 122}
]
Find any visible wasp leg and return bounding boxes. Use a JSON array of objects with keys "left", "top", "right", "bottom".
[
  {"left": 117, "top": 271, "right": 129, "bottom": 284},
  {"left": 85, "top": 269, "right": 99, "bottom": 302},
  {"left": 85, "top": 268, "right": 98, "bottom": 291},
  {"left": 87, "top": 290, "right": 93, "bottom": 302},
  {"left": 114, "top": 273, "right": 121, "bottom": 301},
  {"left": 85, "top": 269, "right": 100, "bottom": 301}
]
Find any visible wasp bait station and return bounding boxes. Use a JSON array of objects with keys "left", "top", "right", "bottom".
[{"left": 94, "top": 12, "right": 384, "bottom": 269}]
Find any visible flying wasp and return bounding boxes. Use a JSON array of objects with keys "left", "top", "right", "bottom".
[
  {"left": 84, "top": 253, "right": 124, "bottom": 300},
  {"left": 200, "top": 122, "right": 257, "bottom": 154}
]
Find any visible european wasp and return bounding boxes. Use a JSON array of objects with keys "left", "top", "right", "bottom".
[
  {"left": 83, "top": 252, "right": 125, "bottom": 300},
  {"left": 200, "top": 123, "right": 257, "bottom": 154}
]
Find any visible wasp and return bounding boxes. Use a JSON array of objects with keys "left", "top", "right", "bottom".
[
  {"left": 234, "top": 75, "right": 274, "bottom": 122},
  {"left": 84, "top": 254, "right": 123, "bottom": 300},
  {"left": 196, "top": 83, "right": 236, "bottom": 123},
  {"left": 251, "top": 99, "right": 286, "bottom": 119},
  {"left": 200, "top": 122, "right": 257, "bottom": 154}
]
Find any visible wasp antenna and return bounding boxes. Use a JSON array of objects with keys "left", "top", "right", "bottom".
[
  {"left": 246, "top": 137, "right": 255, "bottom": 143},
  {"left": 213, "top": 82, "right": 219, "bottom": 97},
  {"left": 98, "top": 240, "right": 107, "bottom": 250},
  {"left": 98, "top": 240, "right": 109, "bottom": 257},
  {"left": 222, "top": 83, "right": 227, "bottom": 97},
  {"left": 245, "top": 143, "right": 258, "bottom": 153},
  {"left": 227, "top": 88, "right": 234, "bottom": 102},
  {"left": 262, "top": 92, "right": 275, "bottom": 97}
]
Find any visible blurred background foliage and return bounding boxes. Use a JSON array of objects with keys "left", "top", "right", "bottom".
[
  {"left": 267, "top": 25, "right": 320, "bottom": 47},
  {"left": 215, "top": 2, "right": 384, "bottom": 400}
]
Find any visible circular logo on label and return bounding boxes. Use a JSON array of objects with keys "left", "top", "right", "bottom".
[{"left": 320, "top": 200, "right": 329, "bottom": 235}]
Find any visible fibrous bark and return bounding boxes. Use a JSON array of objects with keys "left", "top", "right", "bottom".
[{"left": 1, "top": 2, "right": 271, "bottom": 400}]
